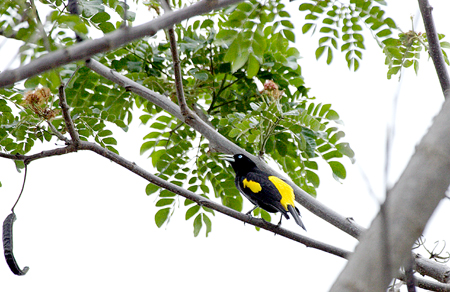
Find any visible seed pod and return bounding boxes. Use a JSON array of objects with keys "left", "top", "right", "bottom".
[{"left": 3, "top": 213, "right": 29, "bottom": 275}]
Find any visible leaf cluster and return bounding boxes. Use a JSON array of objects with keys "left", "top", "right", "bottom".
[
  {"left": 383, "top": 30, "right": 450, "bottom": 79},
  {"left": 299, "top": 0, "right": 396, "bottom": 71}
]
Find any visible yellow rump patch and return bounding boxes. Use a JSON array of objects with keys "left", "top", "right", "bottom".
[
  {"left": 268, "top": 176, "right": 295, "bottom": 211},
  {"left": 243, "top": 178, "right": 262, "bottom": 193}
]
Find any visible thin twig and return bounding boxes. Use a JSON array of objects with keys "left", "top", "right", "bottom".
[
  {"left": 418, "top": 0, "right": 450, "bottom": 96},
  {"left": 0, "top": 144, "right": 77, "bottom": 163},
  {"left": 11, "top": 162, "right": 28, "bottom": 212},
  {"left": 160, "top": 0, "right": 191, "bottom": 117},
  {"left": 58, "top": 84, "right": 80, "bottom": 147}
]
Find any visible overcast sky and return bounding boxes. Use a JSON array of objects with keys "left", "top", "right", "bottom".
[{"left": 1, "top": 1, "right": 450, "bottom": 291}]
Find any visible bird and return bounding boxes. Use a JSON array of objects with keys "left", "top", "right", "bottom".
[{"left": 222, "top": 153, "right": 306, "bottom": 231}]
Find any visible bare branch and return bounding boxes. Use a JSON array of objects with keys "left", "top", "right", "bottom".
[
  {"left": 159, "top": 0, "right": 191, "bottom": 117},
  {"left": 415, "top": 254, "right": 450, "bottom": 284},
  {"left": 166, "top": 20, "right": 191, "bottom": 116},
  {"left": 47, "top": 122, "right": 70, "bottom": 144},
  {"left": 0, "top": 140, "right": 350, "bottom": 259},
  {"left": 77, "top": 140, "right": 351, "bottom": 258},
  {"left": 0, "top": 145, "right": 77, "bottom": 163},
  {"left": 418, "top": 0, "right": 450, "bottom": 95},
  {"left": 396, "top": 272, "right": 450, "bottom": 292},
  {"left": 58, "top": 84, "right": 80, "bottom": 146},
  {"left": 0, "top": 0, "right": 246, "bottom": 88}
]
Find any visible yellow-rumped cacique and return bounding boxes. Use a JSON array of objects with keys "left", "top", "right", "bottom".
[{"left": 223, "top": 154, "right": 306, "bottom": 231}]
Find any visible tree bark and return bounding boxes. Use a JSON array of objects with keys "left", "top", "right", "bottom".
[{"left": 330, "top": 91, "right": 450, "bottom": 291}]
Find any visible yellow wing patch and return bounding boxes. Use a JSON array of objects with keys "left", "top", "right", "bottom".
[
  {"left": 268, "top": 176, "right": 295, "bottom": 211},
  {"left": 243, "top": 178, "right": 262, "bottom": 193}
]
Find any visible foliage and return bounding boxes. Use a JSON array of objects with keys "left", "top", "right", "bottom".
[
  {"left": 299, "top": 0, "right": 397, "bottom": 71},
  {"left": 12, "top": 0, "right": 446, "bottom": 237},
  {"left": 383, "top": 30, "right": 450, "bottom": 79}
]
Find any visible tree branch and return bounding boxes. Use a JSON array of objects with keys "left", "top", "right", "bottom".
[
  {"left": 0, "top": 145, "right": 77, "bottom": 163},
  {"left": 0, "top": 0, "right": 246, "bottom": 88},
  {"left": 58, "top": 84, "right": 80, "bottom": 147},
  {"left": 165, "top": 12, "right": 191, "bottom": 117},
  {"left": 86, "top": 58, "right": 450, "bottom": 291},
  {"left": 0, "top": 141, "right": 351, "bottom": 260},
  {"left": 159, "top": 0, "right": 192, "bottom": 118},
  {"left": 415, "top": 253, "right": 450, "bottom": 284},
  {"left": 330, "top": 91, "right": 450, "bottom": 291},
  {"left": 396, "top": 272, "right": 450, "bottom": 292},
  {"left": 76, "top": 141, "right": 352, "bottom": 259},
  {"left": 85, "top": 58, "right": 365, "bottom": 239},
  {"left": 418, "top": 0, "right": 450, "bottom": 95}
]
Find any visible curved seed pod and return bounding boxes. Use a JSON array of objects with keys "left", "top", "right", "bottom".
[{"left": 3, "top": 213, "right": 29, "bottom": 275}]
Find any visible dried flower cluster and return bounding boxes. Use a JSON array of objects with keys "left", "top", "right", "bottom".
[
  {"left": 261, "top": 80, "right": 284, "bottom": 101},
  {"left": 22, "top": 87, "right": 59, "bottom": 120}
]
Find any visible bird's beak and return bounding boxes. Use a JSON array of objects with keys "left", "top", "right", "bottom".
[{"left": 219, "top": 154, "right": 235, "bottom": 163}]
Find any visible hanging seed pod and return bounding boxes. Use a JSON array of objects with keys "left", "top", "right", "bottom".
[{"left": 3, "top": 212, "right": 29, "bottom": 275}]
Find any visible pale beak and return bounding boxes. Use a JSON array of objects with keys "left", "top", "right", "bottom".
[{"left": 219, "top": 154, "right": 235, "bottom": 163}]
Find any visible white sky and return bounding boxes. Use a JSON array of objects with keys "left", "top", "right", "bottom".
[{"left": 1, "top": 1, "right": 450, "bottom": 291}]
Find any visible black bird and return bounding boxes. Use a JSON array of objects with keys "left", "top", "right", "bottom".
[{"left": 223, "top": 154, "right": 306, "bottom": 231}]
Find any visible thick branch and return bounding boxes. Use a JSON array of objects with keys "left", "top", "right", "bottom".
[
  {"left": 396, "top": 272, "right": 450, "bottom": 292},
  {"left": 418, "top": 0, "right": 450, "bottom": 95},
  {"left": 415, "top": 254, "right": 450, "bottom": 284},
  {"left": 330, "top": 92, "right": 450, "bottom": 291},
  {"left": 0, "top": 0, "right": 245, "bottom": 88}
]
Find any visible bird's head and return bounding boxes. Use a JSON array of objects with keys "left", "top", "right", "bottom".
[{"left": 221, "top": 153, "right": 257, "bottom": 174}]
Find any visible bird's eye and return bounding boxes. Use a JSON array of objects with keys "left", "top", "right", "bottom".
[{"left": 237, "top": 155, "right": 242, "bottom": 159}]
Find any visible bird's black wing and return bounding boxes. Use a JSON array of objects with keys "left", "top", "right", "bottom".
[{"left": 237, "top": 171, "right": 287, "bottom": 215}]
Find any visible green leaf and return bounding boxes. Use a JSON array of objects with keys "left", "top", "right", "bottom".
[
  {"left": 247, "top": 54, "right": 260, "bottom": 78},
  {"left": 283, "top": 29, "right": 295, "bottom": 42},
  {"left": 276, "top": 139, "right": 288, "bottom": 156},
  {"left": 203, "top": 214, "right": 212, "bottom": 237},
  {"left": 441, "top": 41, "right": 450, "bottom": 49},
  {"left": 155, "top": 208, "right": 170, "bottom": 228},
  {"left": 223, "top": 39, "right": 239, "bottom": 63},
  {"left": 260, "top": 209, "right": 271, "bottom": 222},
  {"left": 315, "top": 46, "right": 326, "bottom": 59},
  {"left": 156, "top": 198, "right": 174, "bottom": 207},
  {"left": 306, "top": 170, "right": 320, "bottom": 188},
  {"left": 193, "top": 214, "right": 202, "bottom": 237},
  {"left": 98, "top": 22, "right": 115, "bottom": 33},
  {"left": 325, "top": 110, "right": 339, "bottom": 120},
  {"left": 336, "top": 143, "right": 355, "bottom": 158},
  {"left": 232, "top": 49, "right": 250, "bottom": 72},
  {"left": 79, "top": 0, "right": 104, "bottom": 17},
  {"left": 102, "top": 137, "right": 117, "bottom": 145},
  {"left": 229, "top": 128, "right": 241, "bottom": 138},
  {"left": 302, "top": 23, "right": 314, "bottom": 34},
  {"left": 186, "top": 205, "right": 200, "bottom": 220},
  {"left": 14, "top": 160, "right": 25, "bottom": 173},
  {"left": 376, "top": 29, "right": 392, "bottom": 38},
  {"left": 146, "top": 183, "right": 160, "bottom": 195},
  {"left": 329, "top": 161, "right": 346, "bottom": 179}
]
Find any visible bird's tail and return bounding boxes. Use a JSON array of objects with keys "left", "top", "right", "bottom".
[{"left": 287, "top": 205, "right": 306, "bottom": 231}]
